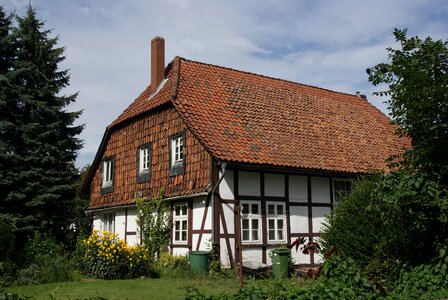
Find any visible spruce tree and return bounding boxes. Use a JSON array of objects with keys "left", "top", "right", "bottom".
[{"left": 0, "top": 5, "right": 83, "bottom": 244}]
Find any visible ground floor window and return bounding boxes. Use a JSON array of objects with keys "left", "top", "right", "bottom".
[
  {"left": 241, "top": 201, "right": 261, "bottom": 243},
  {"left": 103, "top": 212, "right": 115, "bottom": 233},
  {"left": 333, "top": 179, "right": 352, "bottom": 204},
  {"left": 267, "top": 202, "right": 286, "bottom": 243},
  {"left": 173, "top": 203, "right": 188, "bottom": 244}
]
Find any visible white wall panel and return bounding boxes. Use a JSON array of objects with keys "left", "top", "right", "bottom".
[
  {"left": 289, "top": 175, "right": 308, "bottom": 202},
  {"left": 312, "top": 207, "right": 331, "bottom": 233},
  {"left": 126, "top": 234, "right": 138, "bottom": 246},
  {"left": 238, "top": 172, "right": 260, "bottom": 196},
  {"left": 289, "top": 206, "right": 309, "bottom": 233},
  {"left": 192, "top": 197, "right": 209, "bottom": 230},
  {"left": 311, "top": 177, "right": 330, "bottom": 203},
  {"left": 220, "top": 237, "right": 235, "bottom": 268},
  {"left": 92, "top": 214, "right": 101, "bottom": 231},
  {"left": 219, "top": 170, "right": 235, "bottom": 200},
  {"left": 115, "top": 209, "right": 126, "bottom": 239},
  {"left": 242, "top": 248, "right": 262, "bottom": 262},
  {"left": 264, "top": 173, "right": 285, "bottom": 197},
  {"left": 126, "top": 207, "right": 137, "bottom": 232},
  {"left": 221, "top": 202, "right": 235, "bottom": 234},
  {"left": 173, "top": 247, "right": 189, "bottom": 257}
]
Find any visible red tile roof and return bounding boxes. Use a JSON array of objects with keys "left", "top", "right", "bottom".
[{"left": 103, "top": 56, "right": 409, "bottom": 177}]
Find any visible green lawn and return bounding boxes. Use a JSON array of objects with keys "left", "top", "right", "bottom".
[{"left": 3, "top": 276, "right": 247, "bottom": 300}]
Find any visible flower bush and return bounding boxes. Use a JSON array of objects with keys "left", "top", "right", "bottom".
[{"left": 82, "top": 230, "right": 154, "bottom": 279}]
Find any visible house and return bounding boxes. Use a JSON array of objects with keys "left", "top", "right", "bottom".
[{"left": 82, "top": 37, "right": 409, "bottom": 268}]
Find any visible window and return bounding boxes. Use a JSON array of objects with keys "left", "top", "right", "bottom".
[
  {"left": 137, "top": 145, "right": 151, "bottom": 183},
  {"left": 241, "top": 201, "right": 261, "bottom": 243},
  {"left": 333, "top": 179, "right": 352, "bottom": 203},
  {"left": 267, "top": 202, "right": 286, "bottom": 242},
  {"left": 101, "top": 158, "right": 114, "bottom": 194},
  {"left": 169, "top": 133, "right": 185, "bottom": 176},
  {"left": 173, "top": 203, "right": 188, "bottom": 244},
  {"left": 103, "top": 212, "right": 115, "bottom": 233}
]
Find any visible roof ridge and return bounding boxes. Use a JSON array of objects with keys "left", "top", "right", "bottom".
[{"left": 177, "top": 56, "right": 363, "bottom": 99}]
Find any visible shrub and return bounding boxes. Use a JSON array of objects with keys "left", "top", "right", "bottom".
[
  {"left": 320, "top": 175, "right": 382, "bottom": 266},
  {"left": 82, "top": 231, "right": 155, "bottom": 279}
]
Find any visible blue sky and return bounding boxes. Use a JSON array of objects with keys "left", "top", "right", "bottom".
[{"left": 3, "top": 0, "right": 448, "bottom": 168}]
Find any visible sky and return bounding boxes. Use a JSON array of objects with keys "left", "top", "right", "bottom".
[{"left": 3, "top": 0, "right": 448, "bottom": 168}]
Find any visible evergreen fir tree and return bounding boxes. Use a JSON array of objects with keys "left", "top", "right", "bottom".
[{"left": 0, "top": 5, "right": 83, "bottom": 244}]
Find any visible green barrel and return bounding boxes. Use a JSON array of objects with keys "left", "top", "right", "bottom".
[
  {"left": 189, "top": 251, "right": 210, "bottom": 274},
  {"left": 272, "top": 248, "right": 290, "bottom": 279}
]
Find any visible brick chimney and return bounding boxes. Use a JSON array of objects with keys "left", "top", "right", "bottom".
[{"left": 151, "top": 36, "right": 165, "bottom": 90}]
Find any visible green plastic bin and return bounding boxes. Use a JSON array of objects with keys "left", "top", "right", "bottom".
[
  {"left": 272, "top": 248, "right": 290, "bottom": 279},
  {"left": 189, "top": 251, "right": 210, "bottom": 274}
]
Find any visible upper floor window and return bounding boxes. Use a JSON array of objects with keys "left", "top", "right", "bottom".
[
  {"left": 137, "top": 144, "right": 151, "bottom": 183},
  {"left": 241, "top": 201, "right": 261, "bottom": 244},
  {"left": 169, "top": 132, "right": 185, "bottom": 176},
  {"left": 333, "top": 179, "right": 352, "bottom": 204},
  {"left": 173, "top": 203, "right": 188, "bottom": 244},
  {"left": 101, "top": 157, "right": 114, "bottom": 194},
  {"left": 267, "top": 202, "right": 286, "bottom": 243}
]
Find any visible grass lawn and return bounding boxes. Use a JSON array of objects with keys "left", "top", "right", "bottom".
[{"left": 3, "top": 275, "right": 301, "bottom": 300}]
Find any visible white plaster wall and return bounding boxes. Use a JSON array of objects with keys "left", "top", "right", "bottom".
[
  {"left": 289, "top": 239, "right": 312, "bottom": 264},
  {"left": 239, "top": 172, "right": 260, "bottom": 196},
  {"left": 92, "top": 214, "right": 101, "bottom": 231},
  {"left": 221, "top": 202, "right": 235, "bottom": 235},
  {"left": 311, "top": 177, "right": 331, "bottom": 203},
  {"left": 115, "top": 209, "right": 126, "bottom": 239},
  {"left": 242, "top": 248, "right": 262, "bottom": 262},
  {"left": 191, "top": 233, "right": 212, "bottom": 251},
  {"left": 173, "top": 247, "right": 189, "bottom": 257},
  {"left": 264, "top": 173, "right": 285, "bottom": 197},
  {"left": 126, "top": 207, "right": 138, "bottom": 232},
  {"left": 312, "top": 207, "right": 331, "bottom": 233},
  {"left": 219, "top": 170, "right": 235, "bottom": 200},
  {"left": 289, "top": 206, "right": 309, "bottom": 233},
  {"left": 219, "top": 237, "right": 235, "bottom": 268},
  {"left": 192, "top": 197, "right": 210, "bottom": 231},
  {"left": 289, "top": 175, "right": 308, "bottom": 202},
  {"left": 126, "top": 234, "right": 139, "bottom": 246}
]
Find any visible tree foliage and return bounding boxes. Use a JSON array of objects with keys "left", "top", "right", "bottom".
[
  {"left": 368, "top": 28, "right": 448, "bottom": 185},
  {"left": 0, "top": 5, "right": 83, "bottom": 245}
]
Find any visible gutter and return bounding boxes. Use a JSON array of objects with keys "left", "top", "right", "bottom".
[{"left": 210, "top": 162, "right": 227, "bottom": 243}]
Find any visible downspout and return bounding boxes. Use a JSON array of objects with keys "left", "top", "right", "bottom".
[{"left": 210, "top": 162, "right": 227, "bottom": 244}]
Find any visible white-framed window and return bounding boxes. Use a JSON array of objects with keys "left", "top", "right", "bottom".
[
  {"left": 241, "top": 201, "right": 261, "bottom": 243},
  {"left": 333, "top": 179, "right": 352, "bottom": 203},
  {"left": 103, "top": 212, "right": 115, "bottom": 233},
  {"left": 173, "top": 203, "right": 188, "bottom": 244},
  {"left": 169, "top": 133, "right": 185, "bottom": 176},
  {"left": 139, "top": 147, "right": 150, "bottom": 173},
  {"left": 137, "top": 145, "right": 151, "bottom": 183},
  {"left": 101, "top": 158, "right": 114, "bottom": 194},
  {"left": 267, "top": 202, "right": 286, "bottom": 243},
  {"left": 171, "top": 135, "right": 183, "bottom": 164}
]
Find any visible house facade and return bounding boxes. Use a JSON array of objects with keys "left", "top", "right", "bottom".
[{"left": 82, "top": 37, "right": 409, "bottom": 268}]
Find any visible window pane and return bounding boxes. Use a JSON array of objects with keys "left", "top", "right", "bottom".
[
  {"left": 252, "top": 204, "right": 259, "bottom": 214},
  {"left": 268, "top": 204, "right": 275, "bottom": 215},
  {"left": 175, "top": 206, "right": 180, "bottom": 216},
  {"left": 181, "top": 231, "right": 187, "bottom": 241},
  {"left": 182, "top": 220, "right": 187, "bottom": 230},
  {"left": 269, "top": 230, "right": 275, "bottom": 240},
  {"left": 268, "top": 219, "right": 274, "bottom": 229},
  {"left": 277, "top": 229, "right": 283, "bottom": 240},
  {"left": 242, "top": 230, "right": 249, "bottom": 241},
  {"left": 242, "top": 204, "right": 249, "bottom": 214},
  {"left": 277, "top": 205, "right": 283, "bottom": 215},
  {"left": 175, "top": 231, "right": 179, "bottom": 241},
  {"left": 175, "top": 221, "right": 180, "bottom": 230},
  {"left": 181, "top": 205, "right": 187, "bottom": 215},
  {"left": 252, "top": 229, "right": 259, "bottom": 241},
  {"left": 252, "top": 219, "right": 259, "bottom": 230},
  {"left": 242, "top": 219, "right": 249, "bottom": 229}
]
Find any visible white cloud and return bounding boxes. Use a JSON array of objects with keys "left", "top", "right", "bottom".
[{"left": 3, "top": 0, "right": 448, "bottom": 168}]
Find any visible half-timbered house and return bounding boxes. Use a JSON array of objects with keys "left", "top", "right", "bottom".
[{"left": 82, "top": 37, "right": 409, "bottom": 268}]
